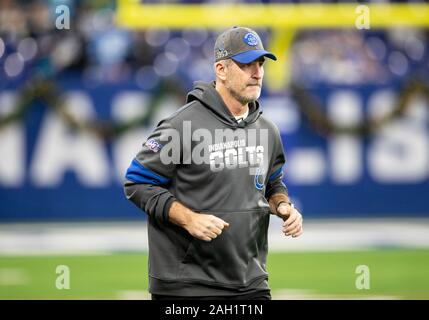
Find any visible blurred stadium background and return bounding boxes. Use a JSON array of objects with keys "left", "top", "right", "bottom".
[{"left": 1, "top": 0, "right": 429, "bottom": 299}]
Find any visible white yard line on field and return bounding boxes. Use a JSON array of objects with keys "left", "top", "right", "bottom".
[
  {"left": 117, "top": 290, "right": 151, "bottom": 300},
  {"left": 272, "top": 289, "right": 400, "bottom": 300},
  {"left": 0, "top": 218, "right": 428, "bottom": 255}
]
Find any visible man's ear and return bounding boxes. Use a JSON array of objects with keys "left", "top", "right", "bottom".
[{"left": 214, "top": 61, "right": 228, "bottom": 81}]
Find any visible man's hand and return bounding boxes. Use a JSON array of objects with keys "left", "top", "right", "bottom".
[
  {"left": 277, "top": 203, "right": 303, "bottom": 238},
  {"left": 168, "top": 201, "right": 229, "bottom": 242},
  {"left": 183, "top": 212, "right": 230, "bottom": 242}
]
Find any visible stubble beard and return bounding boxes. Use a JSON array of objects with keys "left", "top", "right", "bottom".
[{"left": 227, "top": 82, "right": 261, "bottom": 106}]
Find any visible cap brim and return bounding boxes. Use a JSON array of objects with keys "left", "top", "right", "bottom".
[{"left": 231, "top": 50, "right": 277, "bottom": 64}]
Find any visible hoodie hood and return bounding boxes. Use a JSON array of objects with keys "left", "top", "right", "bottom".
[{"left": 186, "top": 81, "right": 262, "bottom": 129}]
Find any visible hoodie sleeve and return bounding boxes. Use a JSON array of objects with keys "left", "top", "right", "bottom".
[
  {"left": 124, "top": 119, "right": 179, "bottom": 224},
  {"left": 265, "top": 131, "right": 289, "bottom": 200}
]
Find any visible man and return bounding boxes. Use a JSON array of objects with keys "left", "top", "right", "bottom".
[{"left": 124, "top": 26, "right": 303, "bottom": 300}]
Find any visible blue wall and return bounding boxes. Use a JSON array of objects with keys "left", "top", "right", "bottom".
[{"left": 0, "top": 74, "right": 428, "bottom": 221}]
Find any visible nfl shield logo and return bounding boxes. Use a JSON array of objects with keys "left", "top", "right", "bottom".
[{"left": 145, "top": 139, "right": 163, "bottom": 153}]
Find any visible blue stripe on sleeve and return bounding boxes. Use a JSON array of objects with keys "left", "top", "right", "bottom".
[
  {"left": 269, "top": 167, "right": 283, "bottom": 182},
  {"left": 125, "top": 158, "right": 170, "bottom": 185}
]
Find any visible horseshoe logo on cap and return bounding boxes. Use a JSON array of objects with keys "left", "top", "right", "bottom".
[{"left": 243, "top": 33, "right": 258, "bottom": 46}]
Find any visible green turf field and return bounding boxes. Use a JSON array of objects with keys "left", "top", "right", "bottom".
[{"left": 1, "top": 249, "right": 428, "bottom": 299}]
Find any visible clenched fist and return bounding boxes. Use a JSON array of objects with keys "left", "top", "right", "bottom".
[
  {"left": 183, "top": 212, "right": 229, "bottom": 242},
  {"left": 168, "top": 201, "right": 229, "bottom": 242},
  {"left": 276, "top": 203, "right": 303, "bottom": 238}
]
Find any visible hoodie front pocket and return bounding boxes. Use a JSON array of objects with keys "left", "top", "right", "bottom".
[{"left": 177, "top": 209, "right": 270, "bottom": 286}]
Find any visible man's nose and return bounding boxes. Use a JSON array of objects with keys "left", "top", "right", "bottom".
[{"left": 252, "top": 64, "right": 263, "bottom": 79}]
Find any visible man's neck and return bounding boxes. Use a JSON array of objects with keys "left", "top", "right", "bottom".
[{"left": 215, "top": 83, "right": 248, "bottom": 117}]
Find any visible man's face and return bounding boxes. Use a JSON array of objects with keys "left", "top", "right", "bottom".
[{"left": 223, "top": 57, "right": 265, "bottom": 105}]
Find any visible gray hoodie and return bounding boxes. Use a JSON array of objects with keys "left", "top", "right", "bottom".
[{"left": 124, "top": 81, "right": 288, "bottom": 296}]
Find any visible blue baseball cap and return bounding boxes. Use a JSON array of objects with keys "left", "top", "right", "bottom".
[{"left": 214, "top": 26, "right": 277, "bottom": 64}]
